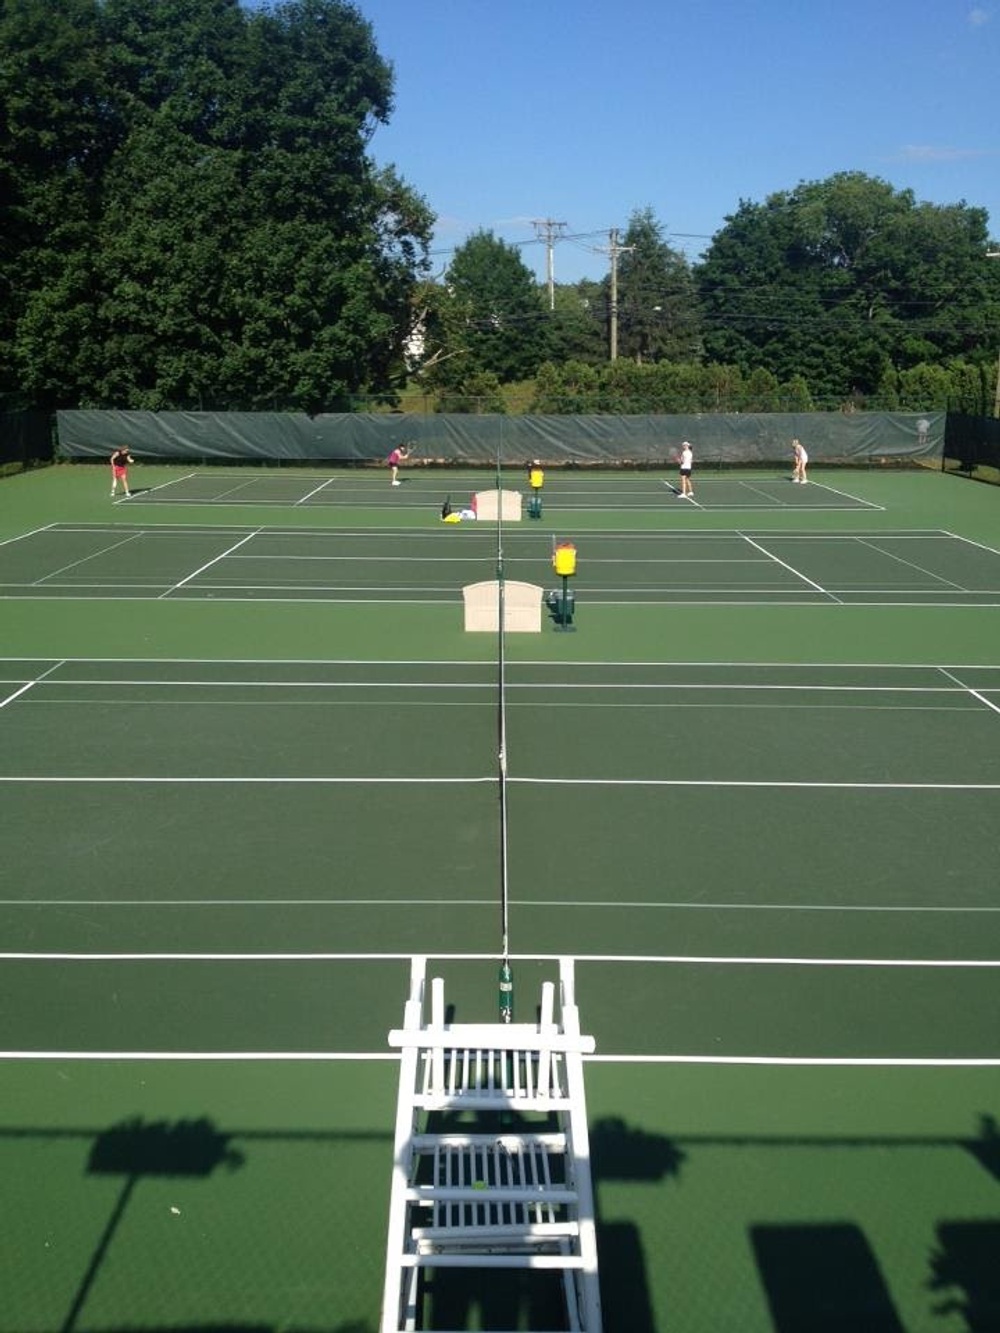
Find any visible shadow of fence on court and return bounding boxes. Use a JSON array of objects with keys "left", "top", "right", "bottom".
[
  {"left": 0, "top": 1115, "right": 384, "bottom": 1333},
  {"left": 2, "top": 1108, "right": 998, "bottom": 1332}
]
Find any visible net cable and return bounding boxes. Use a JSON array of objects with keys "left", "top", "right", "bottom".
[{"left": 495, "top": 441, "right": 513, "bottom": 1020}]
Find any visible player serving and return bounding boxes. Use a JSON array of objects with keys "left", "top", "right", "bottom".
[{"left": 109, "top": 445, "right": 134, "bottom": 498}]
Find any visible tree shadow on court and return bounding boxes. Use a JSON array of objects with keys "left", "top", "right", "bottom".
[
  {"left": 750, "top": 1222, "right": 906, "bottom": 1332},
  {"left": 928, "top": 1220, "right": 1000, "bottom": 1333},
  {"left": 963, "top": 1112, "right": 1000, "bottom": 1183}
]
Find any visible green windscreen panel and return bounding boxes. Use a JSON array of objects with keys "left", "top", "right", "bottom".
[{"left": 56, "top": 409, "right": 944, "bottom": 465}]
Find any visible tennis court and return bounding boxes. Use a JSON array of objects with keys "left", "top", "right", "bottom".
[
  {"left": 1, "top": 462, "right": 998, "bottom": 1333},
  {"left": 110, "top": 467, "right": 884, "bottom": 513},
  {"left": 5, "top": 519, "right": 1000, "bottom": 605}
]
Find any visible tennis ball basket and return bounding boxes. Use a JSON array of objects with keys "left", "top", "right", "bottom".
[{"left": 548, "top": 542, "right": 577, "bottom": 630}]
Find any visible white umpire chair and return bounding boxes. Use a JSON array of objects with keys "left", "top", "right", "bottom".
[{"left": 381, "top": 956, "right": 603, "bottom": 1333}]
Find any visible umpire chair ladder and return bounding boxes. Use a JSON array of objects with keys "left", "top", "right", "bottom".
[{"left": 380, "top": 956, "right": 602, "bottom": 1332}]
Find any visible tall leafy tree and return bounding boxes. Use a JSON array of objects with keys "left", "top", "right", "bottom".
[
  {"left": 442, "top": 230, "right": 548, "bottom": 384},
  {"left": 613, "top": 207, "right": 702, "bottom": 364},
  {"left": 697, "top": 172, "right": 998, "bottom": 403},
  {"left": 0, "top": 0, "right": 109, "bottom": 403},
  {"left": 2, "top": 0, "right": 433, "bottom": 410},
  {"left": 545, "top": 279, "right": 607, "bottom": 367}
]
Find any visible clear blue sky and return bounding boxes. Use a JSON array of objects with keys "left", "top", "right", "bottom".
[{"left": 355, "top": 0, "right": 1000, "bottom": 284}]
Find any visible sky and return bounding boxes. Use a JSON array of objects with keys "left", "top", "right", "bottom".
[{"left": 351, "top": 0, "right": 1000, "bottom": 285}]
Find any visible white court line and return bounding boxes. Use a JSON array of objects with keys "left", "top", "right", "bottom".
[
  {"left": 858, "top": 537, "right": 965, "bottom": 590},
  {"left": 589, "top": 1055, "right": 999, "bottom": 1067},
  {"left": 200, "top": 476, "right": 273, "bottom": 503},
  {"left": 0, "top": 522, "right": 59, "bottom": 546},
  {"left": 2, "top": 655, "right": 997, "bottom": 682},
  {"left": 0, "top": 654, "right": 495, "bottom": 664},
  {"left": 0, "top": 1050, "right": 394, "bottom": 1062},
  {"left": 34, "top": 530, "right": 145, "bottom": 584},
  {"left": 230, "top": 554, "right": 489, "bottom": 563},
  {"left": 0, "top": 594, "right": 464, "bottom": 606},
  {"left": 0, "top": 775, "right": 493, "bottom": 784},
  {"left": 511, "top": 778, "right": 1000, "bottom": 791},
  {"left": 2, "top": 950, "right": 996, "bottom": 967},
  {"left": 161, "top": 528, "right": 262, "bottom": 595},
  {"left": 938, "top": 666, "right": 1000, "bottom": 717},
  {"left": 0, "top": 654, "right": 995, "bottom": 669},
  {"left": 40, "top": 523, "right": 946, "bottom": 539},
  {"left": 296, "top": 478, "right": 336, "bottom": 504},
  {"left": 0, "top": 1049, "right": 991, "bottom": 1066},
  {"left": 738, "top": 531, "right": 835, "bottom": 599},
  {"left": 944, "top": 528, "right": 1000, "bottom": 558},
  {"left": 0, "top": 679, "right": 979, "bottom": 692},
  {"left": 0, "top": 776, "right": 996, "bottom": 789},
  {"left": 2, "top": 896, "right": 998, "bottom": 913},
  {"left": 734, "top": 478, "right": 782, "bottom": 504},
  {"left": 8, "top": 589, "right": 1000, "bottom": 607},
  {"left": 0, "top": 660, "right": 65, "bottom": 709},
  {"left": 518, "top": 900, "right": 1000, "bottom": 914},
  {"left": 532, "top": 557, "right": 778, "bottom": 566},
  {"left": 385, "top": 701, "right": 984, "bottom": 716},
  {"left": 17, "top": 678, "right": 496, "bottom": 688},
  {"left": 961, "top": 690, "right": 1000, "bottom": 717},
  {"left": 803, "top": 478, "right": 884, "bottom": 509},
  {"left": 130, "top": 471, "right": 198, "bottom": 497},
  {"left": 0, "top": 681, "right": 39, "bottom": 709},
  {"left": 0, "top": 1050, "right": 992, "bottom": 1066}
]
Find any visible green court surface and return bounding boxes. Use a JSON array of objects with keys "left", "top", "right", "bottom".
[{"left": 1, "top": 461, "right": 999, "bottom": 1333}]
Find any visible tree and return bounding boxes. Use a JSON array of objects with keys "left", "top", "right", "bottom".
[
  {"left": 697, "top": 172, "right": 999, "bottom": 405},
  {"left": 0, "top": 0, "right": 110, "bottom": 404},
  {"left": 613, "top": 207, "right": 702, "bottom": 364},
  {"left": 436, "top": 369, "right": 505, "bottom": 414},
  {"left": 545, "top": 280, "right": 607, "bottom": 367},
  {"left": 442, "top": 230, "right": 548, "bottom": 383},
  {"left": 2, "top": 0, "right": 433, "bottom": 410}
]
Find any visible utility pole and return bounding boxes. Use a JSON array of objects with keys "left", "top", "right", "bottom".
[
  {"left": 532, "top": 219, "right": 567, "bottom": 310},
  {"left": 601, "top": 228, "right": 634, "bottom": 362},
  {"left": 989, "top": 251, "right": 1000, "bottom": 417}
]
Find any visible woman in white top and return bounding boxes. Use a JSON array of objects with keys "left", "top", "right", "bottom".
[
  {"left": 792, "top": 438, "right": 808, "bottom": 484},
  {"left": 678, "top": 441, "right": 694, "bottom": 498}
]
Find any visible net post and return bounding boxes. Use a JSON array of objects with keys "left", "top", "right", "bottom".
[{"left": 498, "top": 957, "right": 514, "bottom": 1023}]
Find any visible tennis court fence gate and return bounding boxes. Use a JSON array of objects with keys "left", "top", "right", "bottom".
[{"left": 380, "top": 956, "right": 603, "bottom": 1332}]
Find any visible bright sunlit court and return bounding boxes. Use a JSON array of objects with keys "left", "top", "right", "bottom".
[{"left": 1, "top": 460, "right": 998, "bottom": 1333}]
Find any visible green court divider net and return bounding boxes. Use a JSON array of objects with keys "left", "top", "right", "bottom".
[
  {"left": 944, "top": 412, "right": 1000, "bottom": 477},
  {"left": 55, "top": 408, "right": 944, "bottom": 466}
]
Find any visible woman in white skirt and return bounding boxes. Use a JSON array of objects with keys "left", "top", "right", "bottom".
[{"left": 792, "top": 438, "right": 808, "bottom": 484}]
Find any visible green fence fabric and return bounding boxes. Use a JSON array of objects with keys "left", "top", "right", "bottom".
[
  {"left": 944, "top": 412, "right": 1000, "bottom": 472},
  {"left": 1, "top": 411, "right": 54, "bottom": 467},
  {"left": 56, "top": 409, "right": 944, "bottom": 465}
]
